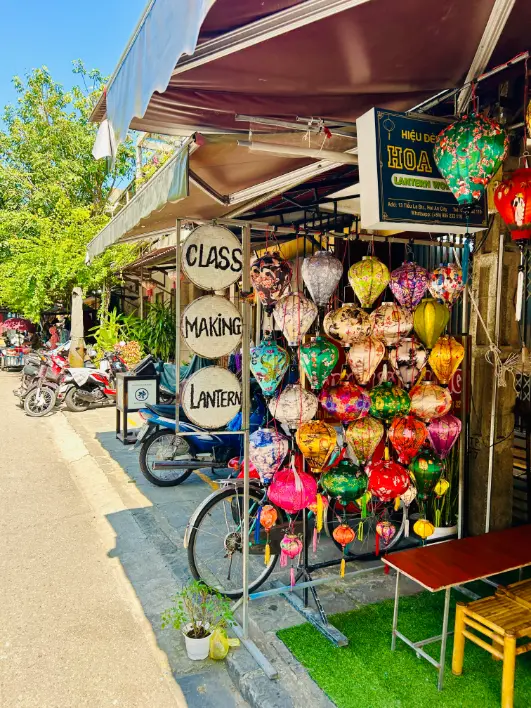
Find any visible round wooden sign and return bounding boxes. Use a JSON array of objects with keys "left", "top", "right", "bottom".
[
  {"left": 181, "top": 295, "right": 242, "bottom": 358},
  {"left": 181, "top": 366, "right": 242, "bottom": 429},
  {"left": 181, "top": 224, "right": 243, "bottom": 291}
]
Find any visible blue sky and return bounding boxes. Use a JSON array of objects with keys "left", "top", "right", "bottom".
[{"left": 0, "top": 0, "right": 147, "bottom": 109}]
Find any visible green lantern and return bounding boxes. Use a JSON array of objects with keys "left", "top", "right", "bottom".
[
  {"left": 409, "top": 448, "right": 445, "bottom": 499},
  {"left": 413, "top": 298, "right": 450, "bottom": 349},
  {"left": 300, "top": 336, "right": 339, "bottom": 391},
  {"left": 321, "top": 459, "right": 368, "bottom": 504},
  {"left": 434, "top": 114, "right": 508, "bottom": 206},
  {"left": 369, "top": 381, "right": 410, "bottom": 423}
]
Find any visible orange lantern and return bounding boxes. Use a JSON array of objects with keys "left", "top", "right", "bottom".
[
  {"left": 428, "top": 335, "right": 464, "bottom": 385},
  {"left": 259, "top": 504, "right": 278, "bottom": 565},
  {"left": 388, "top": 415, "right": 428, "bottom": 464},
  {"left": 332, "top": 523, "right": 356, "bottom": 577},
  {"left": 295, "top": 420, "right": 337, "bottom": 473},
  {"left": 494, "top": 167, "right": 531, "bottom": 242}
]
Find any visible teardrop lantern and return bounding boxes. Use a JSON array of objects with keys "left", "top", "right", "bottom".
[
  {"left": 321, "top": 460, "right": 368, "bottom": 504},
  {"left": 428, "top": 413, "right": 462, "bottom": 459},
  {"left": 370, "top": 302, "right": 414, "bottom": 347},
  {"left": 250, "top": 252, "right": 292, "bottom": 311},
  {"left": 249, "top": 428, "right": 289, "bottom": 484},
  {"left": 319, "top": 378, "right": 371, "bottom": 424},
  {"left": 295, "top": 420, "right": 337, "bottom": 473},
  {"left": 323, "top": 304, "right": 372, "bottom": 347},
  {"left": 389, "top": 262, "right": 429, "bottom": 309},
  {"left": 367, "top": 459, "right": 410, "bottom": 502},
  {"left": 300, "top": 336, "right": 339, "bottom": 390},
  {"left": 268, "top": 466, "right": 317, "bottom": 514},
  {"left": 494, "top": 167, "right": 531, "bottom": 242},
  {"left": 250, "top": 336, "right": 289, "bottom": 396},
  {"left": 346, "top": 336, "right": 385, "bottom": 386},
  {"left": 301, "top": 251, "right": 343, "bottom": 306},
  {"left": 413, "top": 298, "right": 450, "bottom": 349},
  {"left": 388, "top": 415, "right": 429, "bottom": 465},
  {"left": 409, "top": 448, "right": 445, "bottom": 499},
  {"left": 348, "top": 256, "right": 390, "bottom": 309},
  {"left": 273, "top": 292, "right": 318, "bottom": 346},
  {"left": 428, "top": 263, "right": 465, "bottom": 306},
  {"left": 388, "top": 337, "right": 428, "bottom": 389},
  {"left": 429, "top": 335, "right": 464, "bottom": 385},
  {"left": 269, "top": 384, "right": 318, "bottom": 429},
  {"left": 410, "top": 381, "right": 452, "bottom": 422},
  {"left": 376, "top": 520, "right": 397, "bottom": 546},
  {"left": 369, "top": 381, "right": 411, "bottom": 423},
  {"left": 345, "top": 416, "right": 384, "bottom": 463}
]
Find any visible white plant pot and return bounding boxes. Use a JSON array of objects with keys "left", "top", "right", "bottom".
[
  {"left": 430, "top": 524, "right": 457, "bottom": 540},
  {"left": 182, "top": 622, "right": 211, "bottom": 661}
]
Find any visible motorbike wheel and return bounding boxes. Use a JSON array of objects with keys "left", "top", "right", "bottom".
[
  {"left": 139, "top": 429, "right": 194, "bottom": 486},
  {"left": 159, "top": 390, "right": 175, "bottom": 405},
  {"left": 64, "top": 387, "right": 91, "bottom": 412},
  {"left": 24, "top": 385, "right": 57, "bottom": 417}
]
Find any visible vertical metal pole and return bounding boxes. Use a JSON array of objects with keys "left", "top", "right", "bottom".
[
  {"left": 391, "top": 571, "right": 400, "bottom": 651},
  {"left": 175, "top": 220, "right": 181, "bottom": 433},
  {"left": 485, "top": 230, "right": 505, "bottom": 534},
  {"left": 458, "top": 284, "right": 469, "bottom": 540},
  {"left": 242, "top": 223, "right": 252, "bottom": 638},
  {"left": 438, "top": 587, "right": 451, "bottom": 691},
  {"left": 140, "top": 266, "right": 144, "bottom": 319}
]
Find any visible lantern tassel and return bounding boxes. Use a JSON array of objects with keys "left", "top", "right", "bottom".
[
  {"left": 264, "top": 542, "right": 271, "bottom": 566},
  {"left": 516, "top": 266, "right": 524, "bottom": 322},
  {"left": 405, "top": 518, "right": 410, "bottom": 538},
  {"left": 462, "top": 237, "right": 470, "bottom": 284},
  {"left": 312, "top": 526, "right": 318, "bottom": 554},
  {"left": 358, "top": 521, "right": 364, "bottom": 542},
  {"left": 316, "top": 493, "right": 324, "bottom": 532},
  {"left": 340, "top": 557, "right": 346, "bottom": 578},
  {"left": 361, "top": 494, "right": 367, "bottom": 519},
  {"left": 394, "top": 496, "right": 400, "bottom": 512},
  {"left": 280, "top": 549, "right": 288, "bottom": 568},
  {"left": 435, "top": 508, "right": 442, "bottom": 528},
  {"left": 375, "top": 532, "right": 380, "bottom": 557},
  {"left": 290, "top": 566, "right": 296, "bottom": 589},
  {"left": 254, "top": 507, "right": 262, "bottom": 544}
]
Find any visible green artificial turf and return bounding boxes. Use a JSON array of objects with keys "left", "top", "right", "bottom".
[{"left": 278, "top": 589, "right": 531, "bottom": 708}]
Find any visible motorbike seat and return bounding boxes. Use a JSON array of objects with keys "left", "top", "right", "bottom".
[{"left": 145, "top": 403, "right": 180, "bottom": 419}]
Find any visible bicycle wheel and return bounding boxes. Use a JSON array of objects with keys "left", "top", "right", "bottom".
[{"left": 187, "top": 485, "right": 284, "bottom": 599}]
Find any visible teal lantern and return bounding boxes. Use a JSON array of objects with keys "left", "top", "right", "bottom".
[
  {"left": 250, "top": 336, "right": 289, "bottom": 397},
  {"left": 300, "top": 336, "right": 339, "bottom": 391},
  {"left": 321, "top": 459, "right": 368, "bottom": 505},
  {"left": 409, "top": 448, "right": 445, "bottom": 499},
  {"left": 369, "top": 381, "right": 410, "bottom": 423}
]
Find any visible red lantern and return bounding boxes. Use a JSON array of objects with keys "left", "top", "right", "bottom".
[
  {"left": 388, "top": 415, "right": 429, "bottom": 465},
  {"left": 332, "top": 524, "right": 356, "bottom": 577},
  {"left": 494, "top": 168, "right": 531, "bottom": 242},
  {"left": 367, "top": 459, "right": 410, "bottom": 502}
]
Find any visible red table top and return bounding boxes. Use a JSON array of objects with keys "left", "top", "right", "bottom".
[{"left": 383, "top": 525, "right": 531, "bottom": 591}]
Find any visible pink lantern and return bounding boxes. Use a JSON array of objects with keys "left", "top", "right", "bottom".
[
  {"left": 370, "top": 302, "right": 413, "bottom": 347},
  {"left": 389, "top": 262, "right": 429, "bottom": 309},
  {"left": 279, "top": 533, "right": 304, "bottom": 587},
  {"left": 268, "top": 467, "right": 317, "bottom": 514},
  {"left": 428, "top": 413, "right": 462, "bottom": 459},
  {"left": 319, "top": 379, "right": 371, "bottom": 423},
  {"left": 346, "top": 336, "right": 385, "bottom": 386},
  {"left": 367, "top": 459, "right": 410, "bottom": 502},
  {"left": 409, "top": 381, "right": 452, "bottom": 422}
]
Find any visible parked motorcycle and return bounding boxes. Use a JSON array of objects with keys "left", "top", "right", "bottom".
[
  {"left": 22, "top": 351, "right": 71, "bottom": 417},
  {"left": 63, "top": 351, "right": 127, "bottom": 412}
]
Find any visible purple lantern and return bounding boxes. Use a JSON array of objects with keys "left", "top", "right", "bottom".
[
  {"left": 389, "top": 262, "right": 429, "bottom": 310},
  {"left": 427, "top": 413, "right": 462, "bottom": 459}
]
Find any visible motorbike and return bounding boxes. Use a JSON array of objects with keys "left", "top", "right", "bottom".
[
  {"left": 21, "top": 351, "right": 72, "bottom": 417},
  {"left": 63, "top": 351, "right": 127, "bottom": 412}
]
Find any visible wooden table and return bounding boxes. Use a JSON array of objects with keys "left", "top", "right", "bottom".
[{"left": 383, "top": 525, "right": 531, "bottom": 691}]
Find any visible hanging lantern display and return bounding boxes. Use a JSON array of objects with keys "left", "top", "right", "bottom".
[
  {"left": 250, "top": 252, "right": 292, "bottom": 311},
  {"left": 269, "top": 384, "right": 318, "bottom": 429},
  {"left": 428, "top": 263, "right": 465, "bottom": 306},
  {"left": 279, "top": 533, "right": 304, "bottom": 588},
  {"left": 249, "top": 428, "right": 289, "bottom": 484},
  {"left": 433, "top": 113, "right": 508, "bottom": 206},
  {"left": 409, "top": 448, "right": 445, "bottom": 499},
  {"left": 348, "top": 256, "right": 390, "bottom": 308},
  {"left": 369, "top": 381, "right": 410, "bottom": 423},
  {"left": 388, "top": 337, "right": 428, "bottom": 390},
  {"left": 273, "top": 292, "right": 318, "bottom": 346},
  {"left": 319, "top": 379, "right": 371, "bottom": 424},
  {"left": 413, "top": 298, "right": 450, "bottom": 349},
  {"left": 413, "top": 518, "right": 435, "bottom": 540},
  {"left": 321, "top": 460, "right": 368, "bottom": 504},
  {"left": 389, "top": 262, "right": 429, "bottom": 310},
  {"left": 268, "top": 467, "right": 317, "bottom": 514},
  {"left": 250, "top": 337, "right": 289, "bottom": 396},
  {"left": 301, "top": 251, "right": 343, "bottom": 306},
  {"left": 323, "top": 305, "right": 372, "bottom": 346},
  {"left": 428, "top": 413, "right": 462, "bottom": 459},
  {"left": 259, "top": 505, "right": 278, "bottom": 565},
  {"left": 388, "top": 415, "right": 428, "bottom": 465},
  {"left": 345, "top": 416, "right": 384, "bottom": 463},
  {"left": 494, "top": 167, "right": 531, "bottom": 242},
  {"left": 332, "top": 523, "right": 356, "bottom": 577},
  {"left": 370, "top": 302, "right": 413, "bottom": 347},
  {"left": 376, "top": 520, "right": 397, "bottom": 546},
  {"left": 409, "top": 381, "right": 452, "bottom": 421},
  {"left": 300, "top": 336, "right": 339, "bottom": 390},
  {"left": 346, "top": 336, "right": 385, "bottom": 386},
  {"left": 429, "top": 335, "right": 464, "bottom": 385},
  {"left": 434, "top": 478, "right": 450, "bottom": 497},
  {"left": 367, "top": 459, "right": 410, "bottom": 502},
  {"left": 295, "top": 420, "right": 337, "bottom": 473}
]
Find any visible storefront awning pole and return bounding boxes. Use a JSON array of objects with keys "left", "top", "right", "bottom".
[
  {"left": 241, "top": 223, "right": 252, "bottom": 638},
  {"left": 175, "top": 220, "right": 182, "bottom": 433}
]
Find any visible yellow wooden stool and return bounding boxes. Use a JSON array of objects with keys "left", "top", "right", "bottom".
[
  {"left": 497, "top": 578, "right": 531, "bottom": 610},
  {"left": 452, "top": 595, "right": 531, "bottom": 708}
]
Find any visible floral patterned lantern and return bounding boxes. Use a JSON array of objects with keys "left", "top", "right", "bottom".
[
  {"left": 376, "top": 520, "right": 397, "bottom": 548},
  {"left": 323, "top": 304, "right": 372, "bottom": 347},
  {"left": 389, "top": 262, "right": 429, "bottom": 309},
  {"left": 320, "top": 460, "right": 368, "bottom": 504},
  {"left": 346, "top": 336, "right": 385, "bottom": 386},
  {"left": 388, "top": 415, "right": 428, "bottom": 465},
  {"left": 494, "top": 167, "right": 531, "bottom": 242},
  {"left": 249, "top": 428, "right": 289, "bottom": 484},
  {"left": 370, "top": 302, "right": 414, "bottom": 347},
  {"left": 300, "top": 336, "right": 339, "bottom": 390},
  {"left": 273, "top": 292, "right": 318, "bottom": 346},
  {"left": 250, "top": 336, "right": 289, "bottom": 396},
  {"left": 388, "top": 337, "right": 428, "bottom": 390},
  {"left": 319, "top": 379, "right": 371, "bottom": 424},
  {"left": 413, "top": 298, "right": 450, "bottom": 349},
  {"left": 348, "top": 256, "right": 390, "bottom": 308},
  {"left": 279, "top": 533, "right": 304, "bottom": 587},
  {"left": 269, "top": 384, "right": 318, "bottom": 429},
  {"left": 345, "top": 416, "right": 384, "bottom": 463},
  {"left": 428, "top": 263, "right": 465, "bottom": 306},
  {"left": 295, "top": 420, "right": 337, "bottom": 473},
  {"left": 369, "top": 381, "right": 410, "bottom": 423},
  {"left": 332, "top": 524, "right": 356, "bottom": 577},
  {"left": 434, "top": 113, "right": 508, "bottom": 206},
  {"left": 429, "top": 335, "right": 464, "bottom": 385},
  {"left": 428, "top": 413, "right": 462, "bottom": 459},
  {"left": 367, "top": 459, "right": 410, "bottom": 502},
  {"left": 250, "top": 252, "right": 292, "bottom": 311},
  {"left": 409, "top": 448, "right": 445, "bottom": 499},
  {"left": 301, "top": 251, "right": 343, "bottom": 306},
  {"left": 409, "top": 381, "right": 452, "bottom": 421},
  {"left": 268, "top": 467, "right": 317, "bottom": 514}
]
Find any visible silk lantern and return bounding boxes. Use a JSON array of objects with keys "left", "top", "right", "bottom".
[
  {"left": 428, "top": 413, "right": 462, "bottom": 459},
  {"left": 409, "top": 448, "right": 445, "bottom": 499},
  {"left": 345, "top": 416, "right": 384, "bottom": 463},
  {"left": 273, "top": 292, "right": 317, "bottom": 346},
  {"left": 401, "top": 485, "right": 417, "bottom": 537},
  {"left": 376, "top": 520, "right": 396, "bottom": 546},
  {"left": 413, "top": 518, "right": 435, "bottom": 540},
  {"left": 346, "top": 336, "right": 385, "bottom": 386},
  {"left": 250, "top": 252, "right": 292, "bottom": 311},
  {"left": 268, "top": 467, "right": 317, "bottom": 514},
  {"left": 410, "top": 381, "right": 452, "bottom": 421},
  {"left": 388, "top": 415, "right": 428, "bottom": 465},
  {"left": 295, "top": 420, "right": 337, "bottom": 473},
  {"left": 321, "top": 460, "right": 368, "bottom": 504},
  {"left": 259, "top": 505, "right": 278, "bottom": 565},
  {"left": 323, "top": 304, "right": 372, "bottom": 346},
  {"left": 388, "top": 337, "right": 428, "bottom": 389},
  {"left": 367, "top": 459, "right": 410, "bottom": 502},
  {"left": 369, "top": 381, "right": 411, "bottom": 422},
  {"left": 301, "top": 251, "right": 343, "bottom": 306},
  {"left": 249, "top": 428, "right": 289, "bottom": 483},
  {"left": 429, "top": 335, "right": 464, "bottom": 385},
  {"left": 434, "top": 478, "right": 450, "bottom": 497},
  {"left": 494, "top": 167, "right": 531, "bottom": 242},
  {"left": 300, "top": 336, "right": 338, "bottom": 390},
  {"left": 370, "top": 302, "right": 413, "bottom": 347},
  {"left": 390, "top": 262, "right": 429, "bottom": 309},
  {"left": 269, "top": 384, "right": 318, "bottom": 429},
  {"left": 332, "top": 523, "right": 356, "bottom": 577},
  {"left": 319, "top": 379, "right": 370, "bottom": 423},
  {"left": 428, "top": 263, "right": 465, "bottom": 306},
  {"left": 413, "top": 298, "right": 450, "bottom": 349},
  {"left": 348, "top": 256, "right": 390, "bottom": 309},
  {"left": 279, "top": 533, "right": 304, "bottom": 587},
  {"left": 434, "top": 113, "right": 508, "bottom": 206},
  {"left": 250, "top": 336, "right": 289, "bottom": 396}
]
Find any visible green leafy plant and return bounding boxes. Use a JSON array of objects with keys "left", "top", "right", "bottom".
[
  {"left": 90, "top": 308, "right": 125, "bottom": 358},
  {"left": 144, "top": 302, "right": 176, "bottom": 361},
  {"left": 161, "top": 581, "right": 233, "bottom": 639}
]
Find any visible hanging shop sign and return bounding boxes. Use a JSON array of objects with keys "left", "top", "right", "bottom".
[
  {"left": 181, "top": 366, "right": 242, "bottom": 429},
  {"left": 356, "top": 108, "right": 487, "bottom": 233},
  {"left": 181, "top": 295, "right": 242, "bottom": 358},
  {"left": 181, "top": 224, "right": 243, "bottom": 290}
]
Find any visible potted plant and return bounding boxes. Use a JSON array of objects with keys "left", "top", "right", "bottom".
[{"left": 161, "top": 581, "right": 233, "bottom": 661}]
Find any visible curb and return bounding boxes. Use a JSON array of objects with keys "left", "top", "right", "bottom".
[{"left": 226, "top": 646, "right": 295, "bottom": 708}]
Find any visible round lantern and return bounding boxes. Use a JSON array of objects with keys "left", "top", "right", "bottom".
[
  {"left": 348, "top": 256, "right": 390, "bottom": 309},
  {"left": 301, "top": 251, "right": 343, "bottom": 306},
  {"left": 323, "top": 304, "right": 372, "bottom": 347},
  {"left": 376, "top": 520, "right": 397, "bottom": 545},
  {"left": 369, "top": 381, "right": 411, "bottom": 423},
  {"left": 388, "top": 415, "right": 428, "bottom": 465},
  {"left": 268, "top": 467, "right": 317, "bottom": 514},
  {"left": 409, "top": 448, "right": 445, "bottom": 499},
  {"left": 300, "top": 336, "right": 339, "bottom": 390},
  {"left": 428, "top": 413, "right": 462, "bottom": 460},
  {"left": 494, "top": 167, "right": 531, "bottom": 242},
  {"left": 428, "top": 263, "right": 464, "bottom": 306},
  {"left": 429, "top": 335, "right": 464, "bottom": 385},
  {"left": 250, "top": 336, "right": 289, "bottom": 396},
  {"left": 260, "top": 505, "right": 278, "bottom": 530},
  {"left": 346, "top": 336, "right": 385, "bottom": 386},
  {"left": 413, "top": 298, "right": 450, "bottom": 349},
  {"left": 269, "top": 384, "right": 318, "bottom": 429},
  {"left": 295, "top": 420, "right": 337, "bottom": 473},
  {"left": 321, "top": 460, "right": 368, "bottom": 504},
  {"left": 367, "top": 459, "right": 410, "bottom": 502},
  {"left": 434, "top": 113, "right": 508, "bottom": 206},
  {"left": 413, "top": 518, "right": 435, "bottom": 540},
  {"left": 345, "top": 416, "right": 384, "bottom": 463},
  {"left": 370, "top": 302, "right": 413, "bottom": 347},
  {"left": 279, "top": 533, "right": 304, "bottom": 586},
  {"left": 250, "top": 252, "right": 292, "bottom": 311},
  {"left": 409, "top": 381, "right": 452, "bottom": 421},
  {"left": 333, "top": 523, "right": 356, "bottom": 576},
  {"left": 273, "top": 292, "right": 318, "bottom": 346},
  {"left": 389, "top": 262, "right": 429, "bottom": 310},
  {"left": 249, "top": 428, "right": 289, "bottom": 484},
  {"left": 388, "top": 337, "right": 428, "bottom": 390},
  {"left": 319, "top": 379, "right": 371, "bottom": 424}
]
